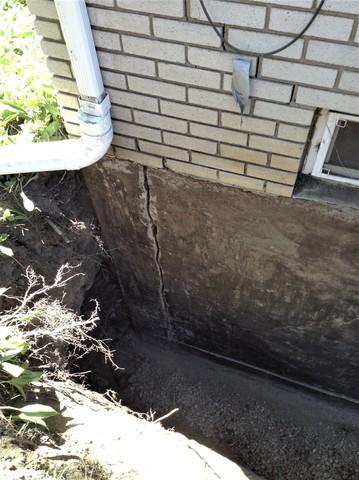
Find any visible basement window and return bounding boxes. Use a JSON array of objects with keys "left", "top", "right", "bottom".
[{"left": 311, "top": 112, "right": 359, "bottom": 187}]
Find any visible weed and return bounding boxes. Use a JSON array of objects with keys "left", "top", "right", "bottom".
[
  {"left": 0, "top": 265, "right": 118, "bottom": 429},
  {"left": 0, "top": 1, "right": 65, "bottom": 146}
]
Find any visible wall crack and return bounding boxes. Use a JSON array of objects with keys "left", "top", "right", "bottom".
[{"left": 142, "top": 167, "right": 173, "bottom": 340}]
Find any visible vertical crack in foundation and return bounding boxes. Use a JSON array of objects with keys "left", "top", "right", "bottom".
[{"left": 142, "top": 167, "right": 173, "bottom": 340}]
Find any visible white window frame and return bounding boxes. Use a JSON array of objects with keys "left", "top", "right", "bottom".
[{"left": 309, "top": 111, "right": 359, "bottom": 187}]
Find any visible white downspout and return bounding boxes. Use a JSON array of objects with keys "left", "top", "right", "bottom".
[{"left": 0, "top": 0, "right": 113, "bottom": 175}]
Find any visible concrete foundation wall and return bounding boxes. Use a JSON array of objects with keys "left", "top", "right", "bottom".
[{"left": 84, "top": 158, "right": 359, "bottom": 399}]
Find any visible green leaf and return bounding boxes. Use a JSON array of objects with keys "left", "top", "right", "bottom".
[
  {"left": 20, "top": 191, "right": 35, "bottom": 211},
  {"left": 15, "top": 413, "right": 47, "bottom": 428},
  {"left": 0, "top": 338, "right": 29, "bottom": 361},
  {"left": 1, "top": 361, "right": 25, "bottom": 377},
  {"left": 17, "top": 404, "right": 58, "bottom": 418},
  {"left": 0, "top": 245, "right": 14, "bottom": 257},
  {"left": 8, "top": 369, "right": 42, "bottom": 386}
]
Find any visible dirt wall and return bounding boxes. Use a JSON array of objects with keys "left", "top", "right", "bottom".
[{"left": 84, "top": 158, "right": 359, "bottom": 399}]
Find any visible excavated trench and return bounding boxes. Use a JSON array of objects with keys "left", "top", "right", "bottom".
[{"left": 2, "top": 171, "right": 359, "bottom": 480}]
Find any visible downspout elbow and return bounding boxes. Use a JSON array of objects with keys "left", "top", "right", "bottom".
[{"left": 76, "top": 105, "right": 113, "bottom": 169}]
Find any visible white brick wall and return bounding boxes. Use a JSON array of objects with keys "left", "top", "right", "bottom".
[
  {"left": 339, "top": 72, "right": 359, "bottom": 93},
  {"left": 139, "top": 141, "right": 189, "bottom": 161},
  {"left": 260, "top": 59, "right": 337, "bottom": 88},
  {"left": 153, "top": 18, "right": 221, "bottom": 48},
  {"left": 158, "top": 63, "right": 221, "bottom": 89},
  {"left": 127, "top": 76, "right": 186, "bottom": 101},
  {"left": 306, "top": 41, "right": 359, "bottom": 69},
  {"left": 122, "top": 36, "right": 185, "bottom": 63},
  {"left": 254, "top": 101, "right": 314, "bottom": 126},
  {"left": 88, "top": 7, "right": 150, "bottom": 34},
  {"left": 160, "top": 101, "right": 218, "bottom": 125},
  {"left": 227, "top": 30, "right": 304, "bottom": 59},
  {"left": 36, "top": 0, "right": 359, "bottom": 198},
  {"left": 190, "top": 0, "right": 266, "bottom": 29},
  {"left": 116, "top": 0, "right": 184, "bottom": 17},
  {"left": 269, "top": 9, "right": 354, "bottom": 42}
]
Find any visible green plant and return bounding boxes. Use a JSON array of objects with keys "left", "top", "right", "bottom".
[
  {"left": 0, "top": 266, "right": 117, "bottom": 430},
  {"left": 0, "top": 173, "right": 38, "bottom": 195},
  {"left": 0, "top": 207, "right": 27, "bottom": 222},
  {"left": 0, "top": 1, "right": 65, "bottom": 146},
  {"left": 0, "top": 234, "right": 13, "bottom": 257},
  {"left": 0, "top": 328, "right": 57, "bottom": 428}
]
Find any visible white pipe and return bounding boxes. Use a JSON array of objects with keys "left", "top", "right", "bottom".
[
  {"left": 54, "top": 0, "right": 104, "bottom": 101},
  {"left": 0, "top": 0, "right": 113, "bottom": 175}
]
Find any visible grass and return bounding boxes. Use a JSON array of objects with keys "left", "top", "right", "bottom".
[{"left": 0, "top": 0, "right": 65, "bottom": 147}]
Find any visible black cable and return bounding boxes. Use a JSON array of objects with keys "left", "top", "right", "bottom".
[{"left": 198, "top": 0, "right": 326, "bottom": 57}]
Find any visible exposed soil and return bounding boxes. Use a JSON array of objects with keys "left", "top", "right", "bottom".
[
  {"left": 1, "top": 171, "right": 358, "bottom": 480},
  {"left": 0, "top": 172, "right": 102, "bottom": 313}
]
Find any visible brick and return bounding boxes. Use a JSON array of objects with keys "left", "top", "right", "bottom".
[
  {"left": 53, "top": 77, "right": 79, "bottom": 95},
  {"left": 139, "top": 140, "right": 189, "bottom": 161},
  {"left": 111, "top": 105, "right": 133, "bottom": 122},
  {"left": 153, "top": 18, "right": 221, "bottom": 48},
  {"left": 223, "top": 76, "right": 293, "bottom": 104},
  {"left": 190, "top": 0, "right": 266, "bottom": 29},
  {"left": 221, "top": 113, "right": 276, "bottom": 136},
  {"left": 220, "top": 144, "right": 268, "bottom": 165},
  {"left": 250, "top": 0, "right": 313, "bottom": 6},
  {"left": 98, "top": 51, "right": 156, "bottom": 76},
  {"left": 218, "top": 171, "right": 264, "bottom": 191},
  {"left": 191, "top": 123, "right": 247, "bottom": 146},
  {"left": 88, "top": 7, "right": 150, "bottom": 34},
  {"left": 41, "top": 40, "right": 69, "bottom": 60},
  {"left": 128, "top": 76, "right": 186, "bottom": 101},
  {"left": 112, "top": 134, "right": 137, "bottom": 150},
  {"left": 339, "top": 71, "right": 359, "bottom": 93},
  {"left": 108, "top": 89, "right": 159, "bottom": 112},
  {"left": 65, "top": 122, "right": 80, "bottom": 137},
  {"left": 122, "top": 35, "right": 185, "bottom": 63},
  {"left": 61, "top": 108, "right": 78, "bottom": 124},
  {"left": 158, "top": 63, "right": 221, "bottom": 89},
  {"left": 115, "top": 147, "right": 163, "bottom": 168},
  {"left": 189, "top": 88, "right": 247, "bottom": 113},
  {"left": 247, "top": 164, "right": 297, "bottom": 185},
  {"left": 34, "top": 19, "right": 62, "bottom": 40},
  {"left": 57, "top": 93, "right": 78, "bottom": 110},
  {"left": 192, "top": 152, "right": 245, "bottom": 175},
  {"left": 163, "top": 132, "right": 217, "bottom": 154},
  {"left": 249, "top": 135, "right": 304, "bottom": 158},
  {"left": 46, "top": 58, "right": 72, "bottom": 78},
  {"left": 134, "top": 111, "right": 187, "bottom": 133},
  {"left": 269, "top": 9, "right": 353, "bottom": 42},
  {"left": 277, "top": 124, "right": 309, "bottom": 142},
  {"left": 113, "top": 121, "right": 162, "bottom": 142},
  {"left": 188, "top": 47, "right": 257, "bottom": 75},
  {"left": 322, "top": 0, "right": 359, "bottom": 14},
  {"left": 166, "top": 160, "right": 217, "bottom": 181},
  {"left": 306, "top": 41, "right": 359, "bottom": 69},
  {"left": 296, "top": 87, "right": 359, "bottom": 116},
  {"left": 87, "top": 0, "right": 115, "bottom": 6},
  {"left": 102, "top": 70, "right": 127, "bottom": 90},
  {"left": 270, "top": 154, "right": 301, "bottom": 173},
  {"left": 28, "top": 0, "right": 58, "bottom": 19},
  {"left": 160, "top": 100, "right": 218, "bottom": 126},
  {"left": 254, "top": 100, "right": 314, "bottom": 126},
  {"left": 266, "top": 183, "right": 294, "bottom": 197},
  {"left": 355, "top": 27, "right": 359, "bottom": 44},
  {"left": 261, "top": 58, "right": 337, "bottom": 88},
  {"left": 117, "top": 0, "right": 184, "bottom": 16},
  {"left": 228, "top": 29, "right": 303, "bottom": 59},
  {"left": 93, "top": 30, "right": 121, "bottom": 50}
]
